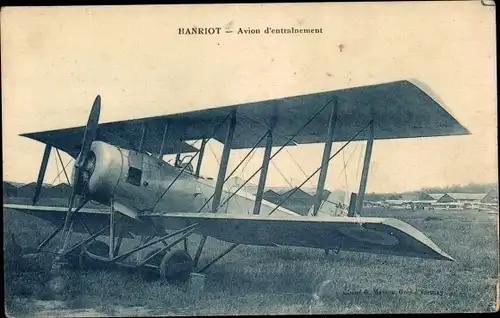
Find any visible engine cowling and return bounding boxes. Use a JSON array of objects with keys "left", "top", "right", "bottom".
[{"left": 75, "top": 141, "right": 124, "bottom": 204}]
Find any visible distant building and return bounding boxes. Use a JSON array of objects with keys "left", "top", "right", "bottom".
[
  {"left": 419, "top": 193, "right": 438, "bottom": 201},
  {"left": 428, "top": 193, "right": 445, "bottom": 201},
  {"left": 436, "top": 193, "right": 487, "bottom": 203},
  {"left": 481, "top": 187, "right": 498, "bottom": 204}
]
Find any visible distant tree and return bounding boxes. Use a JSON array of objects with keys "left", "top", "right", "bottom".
[
  {"left": 418, "top": 191, "right": 430, "bottom": 200},
  {"left": 421, "top": 182, "right": 496, "bottom": 194},
  {"left": 387, "top": 194, "right": 402, "bottom": 200}
]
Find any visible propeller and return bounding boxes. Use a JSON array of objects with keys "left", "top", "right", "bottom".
[
  {"left": 58, "top": 95, "right": 101, "bottom": 252},
  {"left": 32, "top": 144, "right": 52, "bottom": 205},
  {"left": 75, "top": 95, "right": 101, "bottom": 170}
]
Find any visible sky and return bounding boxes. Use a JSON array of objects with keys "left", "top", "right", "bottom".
[{"left": 1, "top": 2, "right": 497, "bottom": 194}]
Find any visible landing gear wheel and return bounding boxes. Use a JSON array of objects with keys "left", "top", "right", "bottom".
[
  {"left": 139, "top": 248, "right": 167, "bottom": 281},
  {"left": 79, "top": 240, "right": 113, "bottom": 270},
  {"left": 159, "top": 249, "right": 194, "bottom": 285},
  {"left": 46, "top": 274, "right": 67, "bottom": 299},
  {"left": 45, "top": 267, "right": 76, "bottom": 300}
]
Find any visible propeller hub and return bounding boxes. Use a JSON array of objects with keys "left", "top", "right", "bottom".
[
  {"left": 70, "top": 95, "right": 101, "bottom": 199},
  {"left": 72, "top": 150, "right": 96, "bottom": 197}
]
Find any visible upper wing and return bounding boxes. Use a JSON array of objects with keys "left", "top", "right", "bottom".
[
  {"left": 4, "top": 204, "right": 453, "bottom": 261},
  {"left": 21, "top": 80, "right": 470, "bottom": 154},
  {"left": 21, "top": 123, "right": 198, "bottom": 158}
]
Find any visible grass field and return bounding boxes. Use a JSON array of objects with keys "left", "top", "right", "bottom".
[{"left": 3, "top": 201, "right": 499, "bottom": 316}]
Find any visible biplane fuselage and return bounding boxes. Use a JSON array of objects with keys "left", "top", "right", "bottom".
[{"left": 85, "top": 141, "right": 297, "bottom": 218}]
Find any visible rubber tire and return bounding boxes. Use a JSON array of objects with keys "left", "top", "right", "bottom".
[
  {"left": 79, "top": 240, "right": 112, "bottom": 270},
  {"left": 45, "top": 267, "right": 76, "bottom": 300},
  {"left": 139, "top": 248, "right": 167, "bottom": 281},
  {"left": 159, "top": 249, "right": 194, "bottom": 285}
]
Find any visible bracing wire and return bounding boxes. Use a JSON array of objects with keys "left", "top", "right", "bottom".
[
  {"left": 352, "top": 142, "right": 366, "bottom": 219},
  {"left": 335, "top": 143, "right": 358, "bottom": 181},
  {"left": 56, "top": 149, "right": 72, "bottom": 185},
  {"left": 151, "top": 111, "right": 234, "bottom": 210},
  {"left": 284, "top": 148, "right": 311, "bottom": 183},
  {"left": 240, "top": 147, "right": 258, "bottom": 181},
  {"left": 356, "top": 143, "right": 364, "bottom": 186},
  {"left": 54, "top": 152, "right": 61, "bottom": 185},
  {"left": 326, "top": 143, "right": 357, "bottom": 212},
  {"left": 50, "top": 158, "right": 73, "bottom": 185},
  {"left": 196, "top": 132, "right": 269, "bottom": 213},
  {"left": 224, "top": 132, "right": 268, "bottom": 183},
  {"left": 270, "top": 159, "right": 295, "bottom": 188},
  {"left": 342, "top": 145, "right": 349, "bottom": 196},
  {"left": 201, "top": 96, "right": 338, "bottom": 213},
  {"left": 220, "top": 133, "right": 268, "bottom": 214},
  {"left": 207, "top": 142, "right": 221, "bottom": 166},
  {"left": 187, "top": 140, "right": 199, "bottom": 148},
  {"left": 268, "top": 121, "right": 372, "bottom": 216},
  {"left": 153, "top": 144, "right": 203, "bottom": 209}
]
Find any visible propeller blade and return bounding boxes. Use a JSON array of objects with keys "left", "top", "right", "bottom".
[
  {"left": 76, "top": 95, "right": 101, "bottom": 168},
  {"left": 33, "top": 144, "right": 52, "bottom": 205},
  {"left": 57, "top": 95, "right": 101, "bottom": 257}
]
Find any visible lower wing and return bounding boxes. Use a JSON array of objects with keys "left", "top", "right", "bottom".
[{"left": 4, "top": 203, "right": 453, "bottom": 261}]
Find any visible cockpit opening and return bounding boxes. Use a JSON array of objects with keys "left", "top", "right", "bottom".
[{"left": 127, "top": 167, "right": 143, "bottom": 186}]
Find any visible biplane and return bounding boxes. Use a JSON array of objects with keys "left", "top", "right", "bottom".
[{"left": 4, "top": 79, "right": 469, "bottom": 292}]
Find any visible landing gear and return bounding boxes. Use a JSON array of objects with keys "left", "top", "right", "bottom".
[
  {"left": 138, "top": 248, "right": 194, "bottom": 284},
  {"left": 160, "top": 250, "right": 194, "bottom": 284},
  {"left": 45, "top": 264, "right": 76, "bottom": 300},
  {"left": 16, "top": 205, "right": 242, "bottom": 298},
  {"left": 139, "top": 248, "right": 167, "bottom": 281},
  {"left": 79, "top": 240, "right": 115, "bottom": 270}
]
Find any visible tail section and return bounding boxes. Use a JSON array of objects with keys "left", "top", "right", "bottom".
[{"left": 309, "top": 190, "right": 354, "bottom": 217}]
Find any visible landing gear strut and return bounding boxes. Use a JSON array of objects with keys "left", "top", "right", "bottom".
[{"left": 19, "top": 205, "right": 242, "bottom": 298}]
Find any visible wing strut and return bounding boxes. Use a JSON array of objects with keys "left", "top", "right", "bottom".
[
  {"left": 355, "top": 120, "right": 375, "bottom": 215},
  {"left": 151, "top": 111, "right": 235, "bottom": 211},
  {"left": 196, "top": 130, "right": 268, "bottom": 213},
  {"left": 215, "top": 98, "right": 337, "bottom": 210},
  {"left": 312, "top": 98, "right": 339, "bottom": 216},
  {"left": 195, "top": 139, "right": 207, "bottom": 177},
  {"left": 212, "top": 110, "right": 237, "bottom": 213},
  {"left": 347, "top": 192, "right": 358, "bottom": 217},
  {"left": 253, "top": 118, "right": 276, "bottom": 215},
  {"left": 33, "top": 144, "right": 52, "bottom": 205},
  {"left": 268, "top": 121, "right": 371, "bottom": 216},
  {"left": 138, "top": 122, "right": 148, "bottom": 153},
  {"left": 175, "top": 140, "right": 182, "bottom": 165},
  {"left": 157, "top": 122, "right": 170, "bottom": 159},
  {"left": 109, "top": 198, "right": 115, "bottom": 259},
  {"left": 55, "top": 148, "right": 71, "bottom": 185}
]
